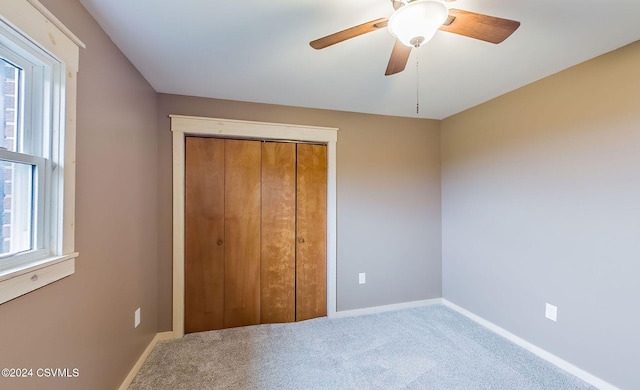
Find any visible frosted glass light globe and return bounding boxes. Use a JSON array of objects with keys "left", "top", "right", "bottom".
[{"left": 388, "top": 0, "right": 449, "bottom": 47}]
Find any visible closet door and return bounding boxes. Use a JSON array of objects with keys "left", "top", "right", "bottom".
[
  {"left": 261, "top": 142, "right": 296, "bottom": 323},
  {"left": 185, "top": 137, "right": 225, "bottom": 333},
  {"left": 296, "top": 143, "right": 327, "bottom": 321},
  {"left": 185, "top": 138, "right": 327, "bottom": 331},
  {"left": 224, "top": 140, "right": 262, "bottom": 328}
]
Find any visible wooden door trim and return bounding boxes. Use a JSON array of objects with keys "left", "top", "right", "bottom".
[{"left": 171, "top": 115, "right": 338, "bottom": 338}]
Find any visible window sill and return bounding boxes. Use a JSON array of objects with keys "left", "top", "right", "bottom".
[{"left": 0, "top": 253, "right": 78, "bottom": 304}]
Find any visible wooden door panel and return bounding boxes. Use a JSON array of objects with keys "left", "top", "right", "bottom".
[
  {"left": 224, "top": 139, "right": 262, "bottom": 328},
  {"left": 261, "top": 142, "right": 296, "bottom": 323},
  {"left": 296, "top": 143, "right": 327, "bottom": 321},
  {"left": 185, "top": 137, "right": 225, "bottom": 333}
]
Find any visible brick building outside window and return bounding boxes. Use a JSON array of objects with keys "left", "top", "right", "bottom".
[{"left": 1, "top": 59, "right": 20, "bottom": 255}]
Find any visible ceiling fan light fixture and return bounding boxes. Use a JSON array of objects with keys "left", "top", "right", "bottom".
[{"left": 388, "top": 0, "right": 449, "bottom": 47}]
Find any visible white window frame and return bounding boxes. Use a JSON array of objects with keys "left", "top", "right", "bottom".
[
  {"left": 0, "top": 0, "right": 84, "bottom": 304},
  {"left": 0, "top": 42, "right": 47, "bottom": 157},
  {"left": 0, "top": 35, "right": 52, "bottom": 264}
]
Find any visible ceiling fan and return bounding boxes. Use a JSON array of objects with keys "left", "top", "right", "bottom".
[{"left": 310, "top": 0, "right": 521, "bottom": 76}]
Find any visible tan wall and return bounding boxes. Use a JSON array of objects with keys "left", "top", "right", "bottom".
[
  {"left": 0, "top": 1, "right": 160, "bottom": 389},
  {"left": 157, "top": 95, "right": 442, "bottom": 330},
  {"left": 441, "top": 41, "right": 640, "bottom": 389}
]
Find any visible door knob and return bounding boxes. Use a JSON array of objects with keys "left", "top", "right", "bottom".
[
  {"left": 298, "top": 238, "right": 305, "bottom": 243},
  {"left": 217, "top": 239, "right": 224, "bottom": 246}
]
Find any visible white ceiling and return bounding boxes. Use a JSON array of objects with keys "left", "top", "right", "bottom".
[{"left": 78, "top": 0, "right": 640, "bottom": 120}]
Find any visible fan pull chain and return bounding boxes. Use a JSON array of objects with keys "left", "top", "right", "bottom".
[{"left": 416, "top": 53, "right": 420, "bottom": 114}]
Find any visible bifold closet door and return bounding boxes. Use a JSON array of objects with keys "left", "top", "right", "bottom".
[
  {"left": 185, "top": 138, "right": 327, "bottom": 332},
  {"left": 224, "top": 139, "right": 262, "bottom": 328},
  {"left": 185, "top": 137, "right": 225, "bottom": 333},
  {"left": 261, "top": 142, "right": 296, "bottom": 323},
  {"left": 296, "top": 143, "right": 327, "bottom": 321}
]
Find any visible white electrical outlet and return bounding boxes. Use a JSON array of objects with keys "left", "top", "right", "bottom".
[
  {"left": 135, "top": 308, "right": 141, "bottom": 328},
  {"left": 545, "top": 303, "right": 557, "bottom": 322},
  {"left": 359, "top": 273, "right": 366, "bottom": 284}
]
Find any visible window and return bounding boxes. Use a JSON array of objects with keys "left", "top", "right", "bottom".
[
  {"left": 0, "top": 41, "right": 52, "bottom": 268},
  {"left": 0, "top": 0, "right": 83, "bottom": 304}
]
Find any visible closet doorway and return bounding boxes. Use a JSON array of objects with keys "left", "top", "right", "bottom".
[
  {"left": 185, "top": 137, "right": 327, "bottom": 332},
  {"left": 171, "top": 115, "right": 338, "bottom": 338}
]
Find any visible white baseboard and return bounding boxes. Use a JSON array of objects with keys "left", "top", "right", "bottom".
[
  {"left": 442, "top": 299, "right": 619, "bottom": 390},
  {"left": 119, "top": 331, "right": 176, "bottom": 390},
  {"left": 331, "top": 298, "right": 443, "bottom": 319}
]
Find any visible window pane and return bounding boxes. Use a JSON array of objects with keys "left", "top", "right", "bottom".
[
  {"left": 1, "top": 58, "right": 21, "bottom": 153},
  {"left": 1, "top": 159, "right": 33, "bottom": 256}
]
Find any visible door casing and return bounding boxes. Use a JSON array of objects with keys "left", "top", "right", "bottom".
[{"left": 171, "top": 115, "right": 338, "bottom": 337}]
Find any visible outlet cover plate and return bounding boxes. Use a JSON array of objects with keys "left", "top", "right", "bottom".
[
  {"left": 545, "top": 303, "right": 557, "bottom": 322},
  {"left": 358, "top": 273, "right": 366, "bottom": 284},
  {"left": 135, "top": 308, "right": 141, "bottom": 328}
]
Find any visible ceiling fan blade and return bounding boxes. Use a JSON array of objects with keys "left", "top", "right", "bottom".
[
  {"left": 439, "top": 9, "right": 520, "bottom": 44},
  {"left": 310, "top": 18, "right": 388, "bottom": 49},
  {"left": 385, "top": 39, "right": 412, "bottom": 76}
]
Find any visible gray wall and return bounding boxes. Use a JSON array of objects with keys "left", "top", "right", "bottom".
[
  {"left": 0, "top": 1, "right": 160, "bottom": 389},
  {"left": 157, "top": 94, "right": 442, "bottom": 329},
  {"left": 441, "top": 41, "right": 640, "bottom": 389}
]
